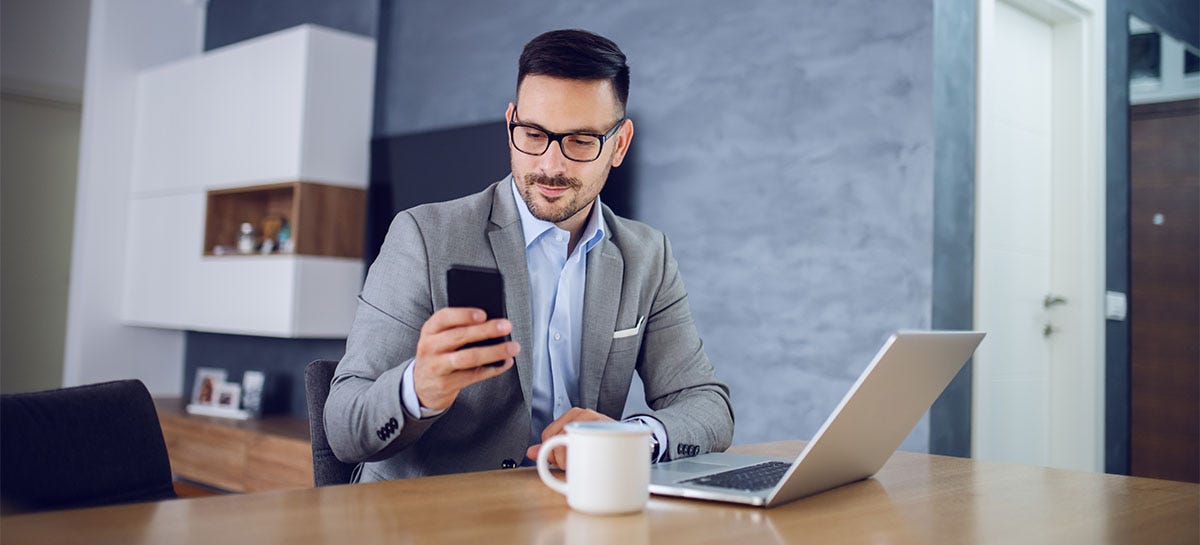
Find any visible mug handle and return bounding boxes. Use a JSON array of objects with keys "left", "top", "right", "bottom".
[{"left": 536, "top": 435, "right": 571, "bottom": 496}]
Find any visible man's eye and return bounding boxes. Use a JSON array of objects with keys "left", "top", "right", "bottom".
[
  {"left": 566, "top": 136, "right": 598, "bottom": 147},
  {"left": 523, "top": 131, "right": 547, "bottom": 140}
]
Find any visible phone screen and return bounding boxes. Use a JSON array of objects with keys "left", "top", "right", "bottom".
[{"left": 446, "top": 265, "right": 510, "bottom": 366}]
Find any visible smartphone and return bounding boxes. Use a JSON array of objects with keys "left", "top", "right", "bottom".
[{"left": 446, "top": 265, "right": 510, "bottom": 367}]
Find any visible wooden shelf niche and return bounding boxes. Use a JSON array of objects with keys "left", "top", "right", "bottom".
[{"left": 204, "top": 182, "right": 365, "bottom": 258}]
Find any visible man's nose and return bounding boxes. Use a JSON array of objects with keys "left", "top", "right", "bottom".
[{"left": 535, "top": 140, "right": 569, "bottom": 175}]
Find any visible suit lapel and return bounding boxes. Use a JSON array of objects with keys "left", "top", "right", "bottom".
[
  {"left": 487, "top": 180, "right": 535, "bottom": 409},
  {"left": 579, "top": 218, "right": 623, "bottom": 410}
]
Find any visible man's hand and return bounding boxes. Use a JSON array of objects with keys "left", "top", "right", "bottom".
[
  {"left": 525, "top": 408, "right": 614, "bottom": 470},
  {"left": 413, "top": 307, "right": 520, "bottom": 411}
]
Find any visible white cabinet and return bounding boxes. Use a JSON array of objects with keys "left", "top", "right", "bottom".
[{"left": 122, "top": 25, "right": 375, "bottom": 338}]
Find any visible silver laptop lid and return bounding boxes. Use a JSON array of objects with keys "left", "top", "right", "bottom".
[{"left": 765, "top": 331, "right": 984, "bottom": 506}]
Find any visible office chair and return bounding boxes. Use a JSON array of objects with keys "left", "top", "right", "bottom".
[
  {"left": 304, "top": 359, "right": 356, "bottom": 486},
  {"left": 0, "top": 379, "right": 177, "bottom": 513}
]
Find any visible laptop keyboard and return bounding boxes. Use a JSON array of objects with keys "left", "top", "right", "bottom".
[{"left": 681, "top": 461, "right": 791, "bottom": 492}]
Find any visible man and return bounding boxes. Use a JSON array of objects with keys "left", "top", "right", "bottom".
[{"left": 325, "top": 29, "right": 733, "bottom": 481}]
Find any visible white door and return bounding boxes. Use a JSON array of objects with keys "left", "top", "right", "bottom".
[{"left": 973, "top": 0, "right": 1105, "bottom": 472}]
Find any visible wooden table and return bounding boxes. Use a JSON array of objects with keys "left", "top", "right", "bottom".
[{"left": 2, "top": 441, "right": 1196, "bottom": 544}]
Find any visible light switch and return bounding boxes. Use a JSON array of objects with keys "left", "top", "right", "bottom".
[{"left": 1105, "top": 291, "right": 1127, "bottom": 321}]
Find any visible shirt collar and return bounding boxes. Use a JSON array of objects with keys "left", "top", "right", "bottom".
[{"left": 510, "top": 176, "right": 606, "bottom": 254}]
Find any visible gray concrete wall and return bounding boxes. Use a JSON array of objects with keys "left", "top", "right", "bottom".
[
  {"left": 929, "top": 0, "right": 977, "bottom": 457},
  {"left": 378, "top": 0, "right": 935, "bottom": 450}
]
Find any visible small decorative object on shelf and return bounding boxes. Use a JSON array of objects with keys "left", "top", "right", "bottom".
[
  {"left": 187, "top": 366, "right": 250, "bottom": 420},
  {"left": 214, "top": 383, "right": 242, "bottom": 410},
  {"left": 191, "top": 367, "right": 227, "bottom": 405},
  {"left": 241, "top": 370, "right": 266, "bottom": 417},
  {"left": 278, "top": 220, "right": 294, "bottom": 253},
  {"left": 237, "top": 222, "right": 256, "bottom": 254},
  {"left": 260, "top": 216, "right": 283, "bottom": 254}
]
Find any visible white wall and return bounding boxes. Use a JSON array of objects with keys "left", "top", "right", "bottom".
[
  {"left": 1, "top": 0, "right": 90, "bottom": 393},
  {"left": 0, "top": 0, "right": 91, "bottom": 102},
  {"left": 62, "top": 0, "right": 205, "bottom": 395},
  {"left": 1, "top": 97, "right": 84, "bottom": 393}
]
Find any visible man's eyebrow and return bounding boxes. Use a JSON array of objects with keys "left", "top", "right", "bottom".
[{"left": 514, "top": 116, "right": 607, "bottom": 135}]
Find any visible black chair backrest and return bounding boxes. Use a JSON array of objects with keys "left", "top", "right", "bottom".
[
  {"left": 304, "top": 359, "right": 356, "bottom": 486},
  {"left": 0, "top": 379, "right": 177, "bottom": 513}
]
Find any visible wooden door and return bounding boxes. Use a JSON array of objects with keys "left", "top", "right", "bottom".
[{"left": 1129, "top": 98, "right": 1199, "bottom": 483}]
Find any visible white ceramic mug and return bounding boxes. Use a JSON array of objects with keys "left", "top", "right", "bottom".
[{"left": 536, "top": 421, "right": 651, "bottom": 515}]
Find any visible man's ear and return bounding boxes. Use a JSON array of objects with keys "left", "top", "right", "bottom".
[
  {"left": 609, "top": 119, "right": 634, "bottom": 168},
  {"left": 505, "top": 103, "right": 516, "bottom": 147}
]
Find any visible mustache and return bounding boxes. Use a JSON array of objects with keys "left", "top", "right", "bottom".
[{"left": 525, "top": 173, "right": 581, "bottom": 189}]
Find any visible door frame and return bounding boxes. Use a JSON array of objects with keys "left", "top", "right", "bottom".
[{"left": 973, "top": 0, "right": 1106, "bottom": 471}]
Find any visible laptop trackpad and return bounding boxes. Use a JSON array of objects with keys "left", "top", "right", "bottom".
[{"left": 663, "top": 461, "right": 730, "bottom": 474}]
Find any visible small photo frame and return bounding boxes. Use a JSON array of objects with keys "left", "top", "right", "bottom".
[
  {"left": 214, "top": 383, "right": 242, "bottom": 410},
  {"left": 192, "top": 367, "right": 227, "bottom": 406},
  {"left": 241, "top": 371, "right": 265, "bottom": 417}
]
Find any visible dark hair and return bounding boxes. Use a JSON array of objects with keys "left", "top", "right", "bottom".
[{"left": 517, "top": 29, "right": 630, "bottom": 112}]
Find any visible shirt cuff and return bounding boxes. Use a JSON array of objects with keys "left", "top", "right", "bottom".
[
  {"left": 624, "top": 415, "right": 669, "bottom": 463},
  {"left": 401, "top": 359, "right": 446, "bottom": 419}
]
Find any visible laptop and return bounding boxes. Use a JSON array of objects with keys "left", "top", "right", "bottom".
[{"left": 649, "top": 330, "right": 985, "bottom": 507}]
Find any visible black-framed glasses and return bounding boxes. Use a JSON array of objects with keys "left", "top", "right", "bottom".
[{"left": 508, "top": 108, "right": 626, "bottom": 162}]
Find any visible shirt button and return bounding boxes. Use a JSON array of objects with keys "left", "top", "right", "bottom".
[
  {"left": 553, "top": 332, "right": 561, "bottom": 341},
  {"left": 555, "top": 233, "right": 564, "bottom": 242}
]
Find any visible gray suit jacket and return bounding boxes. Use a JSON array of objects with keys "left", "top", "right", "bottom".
[{"left": 325, "top": 178, "right": 734, "bottom": 480}]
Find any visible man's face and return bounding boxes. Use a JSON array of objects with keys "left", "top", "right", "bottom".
[{"left": 507, "top": 75, "right": 632, "bottom": 230}]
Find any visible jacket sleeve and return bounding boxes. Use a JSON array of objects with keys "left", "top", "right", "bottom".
[
  {"left": 324, "top": 211, "right": 441, "bottom": 463},
  {"left": 635, "top": 234, "right": 735, "bottom": 460}
]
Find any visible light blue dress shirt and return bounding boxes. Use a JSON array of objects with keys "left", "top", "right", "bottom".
[
  {"left": 512, "top": 179, "right": 606, "bottom": 447},
  {"left": 400, "top": 179, "right": 667, "bottom": 461}
]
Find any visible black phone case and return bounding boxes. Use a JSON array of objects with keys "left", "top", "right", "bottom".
[{"left": 446, "top": 265, "right": 511, "bottom": 366}]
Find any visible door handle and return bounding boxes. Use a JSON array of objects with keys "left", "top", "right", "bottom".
[{"left": 1043, "top": 294, "right": 1067, "bottom": 308}]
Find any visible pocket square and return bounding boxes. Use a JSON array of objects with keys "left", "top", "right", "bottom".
[{"left": 613, "top": 315, "right": 645, "bottom": 339}]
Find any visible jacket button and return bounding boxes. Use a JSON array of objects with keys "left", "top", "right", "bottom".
[{"left": 501, "top": 459, "right": 517, "bottom": 469}]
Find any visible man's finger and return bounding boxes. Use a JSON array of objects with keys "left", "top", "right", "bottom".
[
  {"left": 526, "top": 442, "right": 568, "bottom": 471},
  {"left": 539, "top": 407, "right": 585, "bottom": 443},
  {"left": 433, "top": 358, "right": 514, "bottom": 406},
  {"left": 426, "top": 318, "right": 513, "bottom": 355},
  {"left": 443, "top": 341, "right": 520, "bottom": 372},
  {"left": 421, "top": 307, "right": 486, "bottom": 336},
  {"left": 540, "top": 407, "right": 614, "bottom": 443},
  {"left": 443, "top": 357, "right": 515, "bottom": 390},
  {"left": 552, "top": 444, "right": 568, "bottom": 471}
]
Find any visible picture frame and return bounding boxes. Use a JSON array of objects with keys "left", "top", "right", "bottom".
[
  {"left": 213, "top": 383, "right": 242, "bottom": 410},
  {"left": 191, "top": 367, "right": 227, "bottom": 406},
  {"left": 241, "top": 371, "right": 265, "bottom": 417}
]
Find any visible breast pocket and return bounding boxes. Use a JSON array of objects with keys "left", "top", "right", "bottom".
[{"left": 609, "top": 315, "right": 645, "bottom": 354}]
